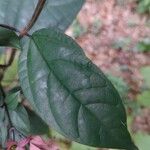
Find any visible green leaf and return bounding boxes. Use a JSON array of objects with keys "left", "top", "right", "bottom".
[
  {"left": 25, "top": 107, "right": 50, "bottom": 135},
  {"left": 4, "top": 87, "right": 49, "bottom": 136},
  {"left": 5, "top": 87, "right": 21, "bottom": 110},
  {"left": 0, "top": 0, "right": 85, "bottom": 32},
  {"left": 9, "top": 104, "right": 31, "bottom": 135},
  {"left": 0, "top": 26, "right": 20, "bottom": 49},
  {"left": 19, "top": 28, "right": 136, "bottom": 149},
  {"left": 0, "top": 89, "right": 8, "bottom": 148},
  {"left": 9, "top": 104, "right": 49, "bottom": 136},
  {"left": 0, "top": 107, "right": 8, "bottom": 148}
]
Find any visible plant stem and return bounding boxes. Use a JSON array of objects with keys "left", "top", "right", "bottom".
[
  {"left": 0, "top": 24, "right": 20, "bottom": 33},
  {"left": 0, "top": 48, "right": 16, "bottom": 69},
  {"left": 0, "top": 0, "right": 46, "bottom": 71},
  {"left": 0, "top": 0, "right": 46, "bottom": 143},
  {"left": 20, "top": 0, "right": 46, "bottom": 37}
]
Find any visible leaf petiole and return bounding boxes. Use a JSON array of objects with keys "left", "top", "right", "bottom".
[
  {"left": 0, "top": 24, "right": 19, "bottom": 33},
  {"left": 20, "top": 0, "right": 46, "bottom": 37}
]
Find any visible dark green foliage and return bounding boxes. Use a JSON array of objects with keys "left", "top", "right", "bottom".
[
  {"left": 0, "top": 27, "right": 20, "bottom": 49},
  {"left": 0, "top": 1, "right": 138, "bottom": 149},
  {"left": 19, "top": 28, "right": 136, "bottom": 149},
  {"left": 0, "top": 107, "right": 8, "bottom": 148},
  {"left": 5, "top": 88, "right": 49, "bottom": 136},
  {"left": 0, "top": 0, "right": 85, "bottom": 32}
]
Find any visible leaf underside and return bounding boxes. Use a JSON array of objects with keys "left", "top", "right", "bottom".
[
  {"left": 19, "top": 28, "right": 136, "bottom": 149},
  {"left": 0, "top": 26, "right": 20, "bottom": 49},
  {"left": 0, "top": 0, "right": 85, "bottom": 32}
]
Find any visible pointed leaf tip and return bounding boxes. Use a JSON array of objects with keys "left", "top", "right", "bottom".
[{"left": 19, "top": 27, "right": 136, "bottom": 149}]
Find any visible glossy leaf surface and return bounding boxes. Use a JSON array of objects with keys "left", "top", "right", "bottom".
[
  {"left": 0, "top": 26, "right": 20, "bottom": 49},
  {"left": 19, "top": 28, "right": 136, "bottom": 149},
  {"left": 0, "top": 0, "right": 85, "bottom": 32}
]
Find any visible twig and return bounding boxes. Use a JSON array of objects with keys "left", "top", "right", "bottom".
[
  {"left": 0, "top": 0, "right": 46, "bottom": 70},
  {"left": 0, "top": 48, "right": 16, "bottom": 69},
  {"left": 0, "top": 24, "right": 30, "bottom": 37},
  {"left": 0, "top": 0, "right": 46, "bottom": 144},
  {"left": 20, "top": 0, "right": 46, "bottom": 37},
  {"left": 0, "top": 24, "right": 20, "bottom": 33}
]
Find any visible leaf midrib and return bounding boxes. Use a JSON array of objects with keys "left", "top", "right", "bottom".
[
  {"left": 31, "top": 37, "right": 121, "bottom": 135},
  {"left": 32, "top": 37, "right": 82, "bottom": 136},
  {"left": 31, "top": 37, "right": 133, "bottom": 149}
]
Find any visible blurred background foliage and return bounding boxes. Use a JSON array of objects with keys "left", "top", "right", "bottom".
[
  {"left": 137, "top": 0, "right": 150, "bottom": 14},
  {"left": 0, "top": 0, "right": 150, "bottom": 149}
]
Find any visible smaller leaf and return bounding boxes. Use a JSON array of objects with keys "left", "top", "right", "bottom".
[
  {"left": 5, "top": 88, "right": 21, "bottom": 110},
  {"left": 0, "top": 107, "right": 8, "bottom": 148},
  {"left": 0, "top": 107, "right": 5, "bottom": 123},
  {"left": 0, "top": 26, "right": 20, "bottom": 49},
  {"left": 9, "top": 105, "right": 50, "bottom": 136},
  {"left": 0, "top": 125, "right": 8, "bottom": 148},
  {"left": 9, "top": 105, "right": 31, "bottom": 135},
  {"left": 5, "top": 89, "right": 49, "bottom": 136},
  {"left": 0, "top": 87, "right": 4, "bottom": 107},
  {"left": 25, "top": 107, "right": 49, "bottom": 135}
]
